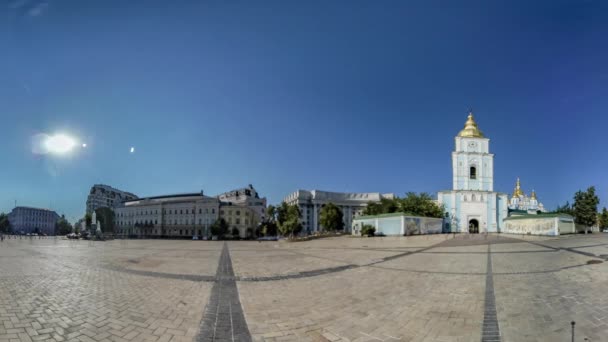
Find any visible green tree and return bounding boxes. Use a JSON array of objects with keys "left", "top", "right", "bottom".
[
  {"left": 277, "top": 203, "right": 302, "bottom": 237},
  {"left": 0, "top": 213, "right": 11, "bottom": 234},
  {"left": 319, "top": 202, "right": 344, "bottom": 231},
  {"left": 210, "top": 218, "right": 229, "bottom": 238},
  {"left": 55, "top": 215, "right": 73, "bottom": 235},
  {"left": 231, "top": 227, "right": 240, "bottom": 237},
  {"left": 360, "top": 224, "right": 376, "bottom": 237},
  {"left": 362, "top": 194, "right": 443, "bottom": 218},
  {"left": 598, "top": 207, "right": 608, "bottom": 230},
  {"left": 259, "top": 205, "right": 278, "bottom": 236},
  {"left": 399, "top": 192, "right": 444, "bottom": 218},
  {"left": 573, "top": 187, "right": 600, "bottom": 227},
  {"left": 85, "top": 213, "right": 92, "bottom": 229},
  {"left": 95, "top": 207, "right": 116, "bottom": 233},
  {"left": 555, "top": 202, "right": 575, "bottom": 216}
]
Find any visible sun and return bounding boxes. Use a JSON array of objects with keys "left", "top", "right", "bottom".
[{"left": 44, "top": 134, "right": 77, "bottom": 154}]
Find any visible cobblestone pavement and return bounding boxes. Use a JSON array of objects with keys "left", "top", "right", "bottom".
[{"left": 1, "top": 234, "right": 608, "bottom": 342}]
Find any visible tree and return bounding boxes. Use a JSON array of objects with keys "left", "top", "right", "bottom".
[
  {"left": 277, "top": 203, "right": 302, "bottom": 237},
  {"left": 598, "top": 207, "right": 608, "bottom": 230},
  {"left": 555, "top": 202, "right": 575, "bottom": 216},
  {"left": 210, "top": 218, "right": 229, "bottom": 238},
  {"left": 361, "top": 193, "right": 443, "bottom": 218},
  {"left": 85, "top": 213, "right": 92, "bottom": 229},
  {"left": 319, "top": 202, "right": 344, "bottom": 231},
  {"left": 231, "top": 227, "right": 240, "bottom": 238},
  {"left": 573, "top": 186, "right": 600, "bottom": 227},
  {"left": 55, "top": 215, "right": 72, "bottom": 235},
  {"left": 360, "top": 224, "right": 375, "bottom": 237},
  {"left": 95, "top": 207, "right": 116, "bottom": 233},
  {"left": 259, "top": 205, "right": 278, "bottom": 236},
  {"left": 0, "top": 213, "right": 11, "bottom": 234},
  {"left": 364, "top": 198, "right": 400, "bottom": 215},
  {"left": 399, "top": 192, "right": 444, "bottom": 218}
]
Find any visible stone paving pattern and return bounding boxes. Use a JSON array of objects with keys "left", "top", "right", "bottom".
[{"left": 1, "top": 234, "right": 608, "bottom": 341}]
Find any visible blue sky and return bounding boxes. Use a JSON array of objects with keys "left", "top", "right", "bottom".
[{"left": 1, "top": 0, "right": 607, "bottom": 222}]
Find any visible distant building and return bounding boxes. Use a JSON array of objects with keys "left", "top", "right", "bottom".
[
  {"left": 8, "top": 206, "right": 59, "bottom": 235},
  {"left": 283, "top": 190, "right": 395, "bottom": 233},
  {"left": 217, "top": 184, "right": 267, "bottom": 221},
  {"left": 115, "top": 192, "right": 219, "bottom": 238},
  {"left": 115, "top": 185, "right": 267, "bottom": 238},
  {"left": 508, "top": 178, "right": 547, "bottom": 213},
  {"left": 219, "top": 205, "right": 262, "bottom": 238},
  {"left": 86, "top": 184, "right": 137, "bottom": 214}
]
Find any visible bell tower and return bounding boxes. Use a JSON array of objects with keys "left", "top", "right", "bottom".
[{"left": 452, "top": 111, "right": 494, "bottom": 191}]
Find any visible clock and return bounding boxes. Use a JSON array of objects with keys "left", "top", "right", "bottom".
[{"left": 468, "top": 142, "right": 477, "bottom": 149}]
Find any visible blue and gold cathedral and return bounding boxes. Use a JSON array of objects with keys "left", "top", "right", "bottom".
[{"left": 437, "top": 112, "right": 508, "bottom": 233}]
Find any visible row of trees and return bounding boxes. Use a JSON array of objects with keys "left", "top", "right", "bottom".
[
  {"left": 555, "top": 186, "right": 607, "bottom": 229},
  {"left": 555, "top": 186, "right": 608, "bottom": 229},
  {"left": 362, "top": 192, "right": 444, "bottom": 218}
]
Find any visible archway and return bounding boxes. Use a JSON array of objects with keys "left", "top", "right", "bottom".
[{"left": 468, "top": 219, "right": 479, "bottom": 234}]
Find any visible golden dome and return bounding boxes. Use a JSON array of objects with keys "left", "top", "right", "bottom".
[
  {"left": 512, "top": 177, "right": 524, "bottom": 198},
  {"left": 531, "top": 190, "right": 537, "bottom": 200},
  {"left": 457, "top": 111, "right": 485, "bottom": 138}
]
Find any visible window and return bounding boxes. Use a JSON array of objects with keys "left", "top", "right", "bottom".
[
  {"left": 186, "top": 209, "right": 189, "bottom": 214},
  {"left": 470, "top": 166, "right": 477, "bottom": 179},
  {"left": 212, "top": 209, "right": 215, "bottom": 214},
  {"left": 236, "top": 218, "right": 240, "bottom": 225},
  {"left": 199, "top": 209, "right": 202, "bottom": 214},
  {"left": 180, "top": 210, "right": 183, "bottom": 214}
]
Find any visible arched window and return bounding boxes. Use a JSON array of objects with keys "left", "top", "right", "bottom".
[{"left": 470, "top": 166, "right": 477, "bottom": 179}]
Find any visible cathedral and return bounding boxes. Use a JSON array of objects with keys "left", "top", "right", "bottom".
[
  {"left": 508, "top": 177, "right": 547, "bottom": 213},
  {"left": 437, "top": 112, "right": 509, "bottom": 233}
]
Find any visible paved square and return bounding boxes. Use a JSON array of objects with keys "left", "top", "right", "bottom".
[{"left": 1, "top": 234, "right": 608, "bottom": 342}]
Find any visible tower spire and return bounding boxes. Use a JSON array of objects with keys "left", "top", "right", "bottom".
[
  {"left": 512, "top": 177, "right": 524, "bottom": 198},
  {"left": 457, "top": 109, "right": 485, "bottom": 138}
]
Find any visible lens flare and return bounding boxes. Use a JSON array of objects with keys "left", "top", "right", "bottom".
[{"left": 44, "top": 134, "right": 77, "bottom": 154}]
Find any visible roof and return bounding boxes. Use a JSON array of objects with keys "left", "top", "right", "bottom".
[
  {"left": 354, "top": 212, "right": 443, "bottom": 220},
  {"left": 12, "top": 206, "right": 57, "bottom": 212},
  {"left": 122, "top": 192, "right": 210, "bottom": 204},
  {"left": 504, "top": 212, "right": 574, "bottom": 221}
]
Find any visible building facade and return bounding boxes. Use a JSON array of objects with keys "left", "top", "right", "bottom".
[
  {"left": 8, "top": 206, "right": 59, "bottom": 235},
  {"left": 284, "top": 190, "right": 395, "bottom": 233},
  {"left": 115, "top": 185, "right": 267, "bottom": 238},
  {"left": 115, "top": 192, "right": 219, "bottom": 238},
  {"left": 437, "top": 112, "right": 509, "bottom": 233},
  {"left": 219, "top": 205, "right": 262, "bottom": 238},
  {"left": 352, "top": 213, "right": 444, "bottom": 236},
  {"left": 217, "top": 184, "right": 267, "bottom": 221},
  {"left": 86, "top": 184, "right": 137, "bottom": 214},
  {"left": 508, "top": 178, "right": 547, "bottom": 213}
]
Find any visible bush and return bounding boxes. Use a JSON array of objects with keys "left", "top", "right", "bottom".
[
  {"left": 231, "top": 227, "right": 240, "bottom": 238},
  {"left": 360, "top": 224, "right": 376, "bottom": 237}
]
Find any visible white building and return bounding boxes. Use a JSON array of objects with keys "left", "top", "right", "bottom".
[
  {"left": 284, "top": 190, "right": 395, "bottom": 233},
  {"left": 86, "top": 184, "right": 137, "bottom": 214},
  {"left": 115, "top": 192, "right": 219, "bottom": 238},
  {"left": 508, "top": 177, "right": 547, "bottom": 213},
  {"left": 352, "top": 213, "right": 443, "bottom": 236},
  {"left": 437, "top": 112, "right": 509, "bottom": 233},
  {"left": 8, "top": 206, "right": 59, "bottom": 235}
]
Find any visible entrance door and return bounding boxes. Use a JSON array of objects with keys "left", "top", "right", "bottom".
[{"left": 468, "top": 219, "right": 479, "bottom": 234}]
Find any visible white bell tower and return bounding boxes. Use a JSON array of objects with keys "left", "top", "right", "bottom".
[{"left": 452, "top": 111, "right": 494, "bottom": 192}]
